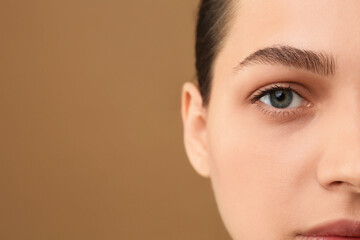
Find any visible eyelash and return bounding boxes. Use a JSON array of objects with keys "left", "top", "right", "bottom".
[{"left": 249, "top": 83, "right": 308, "bottom": 118}]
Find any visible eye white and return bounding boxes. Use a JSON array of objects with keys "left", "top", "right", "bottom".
[{"left": 259, "top": 91, "right": 303, "bottom": 108}]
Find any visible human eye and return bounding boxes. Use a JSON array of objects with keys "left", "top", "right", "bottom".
[{"left": 248, "top": 83, "right": 313, "bottom": 119}]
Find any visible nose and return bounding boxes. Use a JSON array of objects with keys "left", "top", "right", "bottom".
[{"left": 317, "top": 105, "right": 360, "bottom": 194}]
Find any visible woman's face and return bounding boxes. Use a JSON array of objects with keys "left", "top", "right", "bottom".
[{"left": 182, "top": 0, "right": 360, "bottom": 239}]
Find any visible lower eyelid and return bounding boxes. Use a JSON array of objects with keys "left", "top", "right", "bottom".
[
  {"left": 252, "top": 105, "right": 313, "bottom": 123},
  {"left": 253, "top": 95, "right": 314, "bottom": 119}
]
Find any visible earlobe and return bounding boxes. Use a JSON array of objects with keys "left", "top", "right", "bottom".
[{"left": 181, "top": 82, "right": 210, "bottom": 178}]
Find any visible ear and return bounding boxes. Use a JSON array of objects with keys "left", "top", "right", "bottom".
[{"left": 181, "top": 82, "right": 210, "bottom": 178}]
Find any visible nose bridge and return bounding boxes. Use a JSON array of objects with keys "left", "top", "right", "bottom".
[{"left": 317, "top": 95, "right": 360, "bottom": 193}]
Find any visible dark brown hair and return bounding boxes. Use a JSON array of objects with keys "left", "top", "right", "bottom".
[{"left": 195, "top": 0, "right": 234, "bottom": 105}]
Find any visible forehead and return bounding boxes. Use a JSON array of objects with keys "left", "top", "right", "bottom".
[{"left": 214, "top": 0, "right": 360, "bottom": 77}]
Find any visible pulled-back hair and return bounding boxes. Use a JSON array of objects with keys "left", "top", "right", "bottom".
[{"left": 195, "top": 0, "right": 235, "bottom": 105}]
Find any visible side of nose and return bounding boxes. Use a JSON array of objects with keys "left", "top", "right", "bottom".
[{"left": 317, "top": 106, "right": 360, "bottom": 194}]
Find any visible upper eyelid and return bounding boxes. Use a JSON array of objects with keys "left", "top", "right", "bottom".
[{"left": 249, "top": 85, "right": 304, "bottom": 104}]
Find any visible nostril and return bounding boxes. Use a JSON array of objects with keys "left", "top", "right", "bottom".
[
  {"left": 327, "top": 181, "right": 344, "bottom": 191},
  {"left": 332, "top": 181, "right": 344, "bottom": 187}
]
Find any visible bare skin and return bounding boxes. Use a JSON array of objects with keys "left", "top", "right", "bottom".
[{"left": 182, "top": 0, "right": 360, "bottom": 239}]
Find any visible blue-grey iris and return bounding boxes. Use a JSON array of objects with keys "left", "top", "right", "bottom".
[{"left": 269, "top": 90, "right": 293, "bottom": 108}]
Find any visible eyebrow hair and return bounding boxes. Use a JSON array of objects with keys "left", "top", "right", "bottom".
[{"left": 233, "top": 45, "right": 337, "bottom": 77}]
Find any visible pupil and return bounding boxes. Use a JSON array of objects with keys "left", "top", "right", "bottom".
[
  {"left": 270, "top": 90, "right": 293, "bottom": 108},
  {"left": 275, "top": 91, "right": 286, "bottom": 102}
]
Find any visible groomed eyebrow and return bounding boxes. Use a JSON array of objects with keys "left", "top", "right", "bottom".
[{"left": 233, "top": 45, "right": 336, "bottom": 77}]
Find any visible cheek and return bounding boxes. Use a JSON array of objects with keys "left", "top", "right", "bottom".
[{"left": 206, "top": 106, "right": 322, "bottom": 238}]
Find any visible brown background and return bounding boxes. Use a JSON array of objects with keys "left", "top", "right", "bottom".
[{"left": 0, "top": 0, "right": 231, "bottom": 239}]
